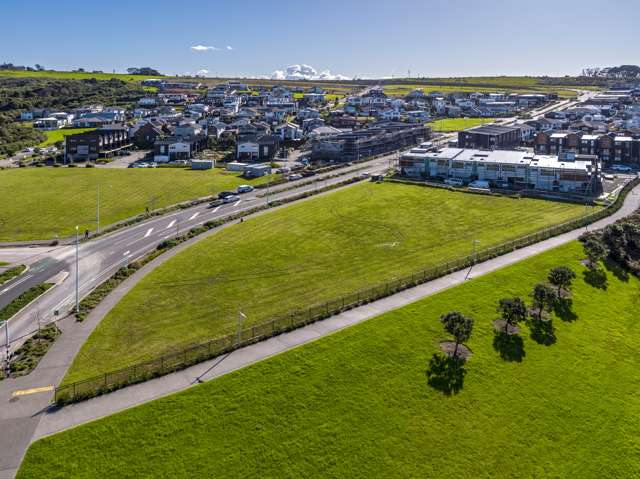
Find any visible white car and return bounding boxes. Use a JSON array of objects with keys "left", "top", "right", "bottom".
[
  {"left": 444, "top": 178, "right": 464, "bottom": 187},
  {"left": 468, "top": 180, "right": 490, "bottom": 189},
  {"left": 288, "top": 174, "right": 303, "bottom": 181},
  {"left": 237, "top": 184, "right": 254, "bottom": 194}
]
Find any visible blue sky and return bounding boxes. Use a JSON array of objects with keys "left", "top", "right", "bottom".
[{"left": 1, "top": 0, "right": 639, "bottom": 78}]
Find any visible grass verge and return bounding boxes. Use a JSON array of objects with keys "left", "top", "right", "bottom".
[
  {"left": 3, "top": 325, "right": 61, "bottom": 379},
  {"left": 0, "top": 265, "right": 26, "bottom": 285},
  {"left": 0, "top": 283, "right": 52, "bottom": 323},
  {"left": 19, "top": 241, "right": 640, "bottom": 478}
]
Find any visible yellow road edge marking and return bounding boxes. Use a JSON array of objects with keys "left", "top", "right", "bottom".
[{"left": 12, "top": 386, "right": 54, "bottom": 397}]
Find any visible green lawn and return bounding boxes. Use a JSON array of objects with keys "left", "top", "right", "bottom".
[
  {"left": 429, "top": 117, "right": 495, "bottom": 132},
  {"left": 20, "top": 241, "right": 640, "bottom": 478},
  {"left": 37, "top": 128, "right": 95, "bottom": 147},
  {"left": 63, "top": 182, "right": 589, "bottom": 383},
  {"left": 383, "top": 83, "right": 581, "bottom": 99},
  {"left": 0, "top": 168, "right": 274, "bottom": 241}
]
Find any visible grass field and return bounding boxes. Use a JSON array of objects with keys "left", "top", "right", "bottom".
[
  {"left": 0, "top": 168, "right": 274, "bottom": 241},
  {"left": 62, "top": 182, "right": 590, "bottom": 383},
  {"left": 37, "top": 128, "right": 95, "bottom": 147},
  {"left": 429, "top": 117, "right": 495, "bottom": 132},
  {"left": 383, "top": 83, "right": 581, "bottom": 99},
  {"left": 19, "top": 241, "right": 640, "bottom": 478}
]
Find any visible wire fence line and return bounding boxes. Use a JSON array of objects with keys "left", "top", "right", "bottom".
[{"left": 54, "top": 175, "right": 640, "bottom": 405}]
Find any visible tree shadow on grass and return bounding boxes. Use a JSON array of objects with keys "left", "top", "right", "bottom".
[
  {"left": 554, "top": 297, "right": 578, "bottom": 322},
  {"left": 493, "top": 331, "right": 525, "bottom": 362},
  {"left": 426, "top": 353, "right": 466, "bottom": 395},
  {"left": 604, "top": 257, "right": 630, "bottom": 283},
  {"left": 529, "top": 319, "right": 557, "bottom": 346},
  {"left": 583, "top": 267, "right": 608, "bottom": 290}
]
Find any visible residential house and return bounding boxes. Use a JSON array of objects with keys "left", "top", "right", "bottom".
[{"left": 65, "top": 125, "right": 131, "bottom": 162}]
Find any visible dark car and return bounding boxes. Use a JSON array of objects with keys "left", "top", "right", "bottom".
[
  {"left": 301, "top": 170, "right": 316, "bottom": 177},
  {"left": 218, "top": 191, "right": 235, "bottom": 199}
]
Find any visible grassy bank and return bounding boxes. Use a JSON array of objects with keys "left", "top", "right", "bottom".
[
  {"left": 37, "top": 128, "right": 95, "bottom": 147},
  {"left": 429, "top": 117, "right": 496, "bottom": 132},
  {"left": 0, "top": 264, "right": 26, "bottom": 285},
  {"left": 19, "top": 241, "right": 640, "bottom": 478},
  {"left": 63, "top": 182, "right": 588, "bottom": 382},
  {"left": 0, "top": 168, "right": 275, "bottom": 241}
]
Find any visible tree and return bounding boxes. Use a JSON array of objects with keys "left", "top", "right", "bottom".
[
  {"left": 547, "top": 266, "right": 576, "bottom": 297},
  {"left": 582, "top": 235, "right": 608, "bottom": 269},
  {"left": 497, "top": 297, "right": 527, "bottom": 334},
  {"left": 440, "top": 311, "right": 474, "bottom": 357},
  {"left": 530, "top": 283, "right": 557, "bottom": 321}
]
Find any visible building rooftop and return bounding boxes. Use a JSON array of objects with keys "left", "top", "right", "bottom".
[{"left": 464, "top": 124, "right": 520, "bottom": 135}]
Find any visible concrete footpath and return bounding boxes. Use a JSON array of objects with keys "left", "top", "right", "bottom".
[{"left": 1, "top": 183, "right": 639, "bottom": 478}]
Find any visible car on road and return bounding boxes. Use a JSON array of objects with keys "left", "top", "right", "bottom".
[
  {"left": 611, "top": 164, "right": 633, "bottom": 173},
  {"left": 444, "top": 178, "right": 464, "bottom": 186},
  {"left": 360, "top": 171, "right": 371, "bottom": 178},
  {"left": 218, "top": 191, "right": 235, "bottom": 199},
  {"left": 237, "top": 184, "right": 254, "bottom": 194},
  {"left": 287, "top": 174, "right": 303, "bottom": 181},
  {"left": 301, "top": 170, "right": 316, "bottom": 177},
  {"left": 223, "top": 194, "right": 240, "bottom": 204}
]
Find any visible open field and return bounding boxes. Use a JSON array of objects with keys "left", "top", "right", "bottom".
[
  {"left": 383, "top": 83, "right": 582, "bottom": 98},
  {"left": 0, "top": 168, "right": 274, "bottom": 241},
  {"left": 20, "top": 241, "right": 640, "bottom": 478},
  {"left": 62, "top": 182, "right": 590, "bottom": 382},
  {"left": 37, "top": 128, "right": 95, "bottom": 147},
  {"left": 429, "top": 117, "right": 495, "bottom": 132}
]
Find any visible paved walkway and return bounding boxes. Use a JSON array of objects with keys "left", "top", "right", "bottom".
[{"left": 1, "top": 183, "right": 639, "bottom": 478}]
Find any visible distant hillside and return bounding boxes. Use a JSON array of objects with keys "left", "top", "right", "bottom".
[{"left": 581, "top": 65, "right": 640, "bottom": 80}]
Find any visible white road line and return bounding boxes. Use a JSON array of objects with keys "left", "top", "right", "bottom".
[
  {"left": 123, "top": 250, "right": 130, "bottom": 256},
  {"left": 211, "top": 206, "right": 220, "bottom": 213},
  {"left": 0, "top": 274, "right": 33, "bottom": 294},
  {"left": 144, "top": 227, "right": 154, "bottom": 238},
  {"left": 233, "top": 200, "right": 242, "bottom": 207},
  {"left": 163, "top": 234, "right": 173, "bottom": 240},
  {"left": 166, "top": 220, "right": 176, "bottom": 229},
  {"left": 189, "top": 212, "right": 200, "bottom": 221}
]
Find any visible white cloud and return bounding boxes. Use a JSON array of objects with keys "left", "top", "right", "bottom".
[
  {"left": 190, "top": 44, "right": 218, "bottom": 52},
  {"left": 270, "top": 64, "right": 349, "bottom": 81},
  {"left": 226, "top": 45, "right": 233, "bottom": 51}
]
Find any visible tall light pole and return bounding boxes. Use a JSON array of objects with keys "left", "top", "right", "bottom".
[
  {"left": 75, "top": 225, "right": 80, "bottom": 314},
  {"left": 4, "top": 319, "right": 9, "bottom": 374},
  {"left": 96, "top": 184, "right": 101, "bottom": 235}
]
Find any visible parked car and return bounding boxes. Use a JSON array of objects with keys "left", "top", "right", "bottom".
[
  {"left": 218, "top": 191, "right": 235, "bottom": 199},
  {"left": 237, "top": 184, "right": 254, "bottom": 194},
  {"left": 444, "top": 178, "right": 464, "bottom": 186},
  {"left": 287, "top": 174, "right": 303, "bottom": 181},
  {"left": 494, "top": 180, "right": 510, "bottom": 189},
  {"left": 468, "top": 179, "right": 490, "bottom": 189},
  {"left": 611, "top": 164, "right": 633, "bottom": 173},
  {"left": 223, "top": 194, "right": 240, "bottom": 204}
]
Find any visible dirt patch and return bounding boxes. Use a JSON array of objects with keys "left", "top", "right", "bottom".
[
  {"left": 440, "top": 341, "right": 472, "bottom": 360},
  {"left": 493, "top": 319, "right": 520, "bottom": 335},
  {"left": 527, "top": 307, "right": 551, "bottom": 322}
]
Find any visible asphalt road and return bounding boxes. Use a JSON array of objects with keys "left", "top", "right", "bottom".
[{"left": 0, "top": 156, "right": 391, "bottom": 352}]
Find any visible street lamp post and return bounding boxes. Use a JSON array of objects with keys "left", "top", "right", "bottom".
[{"left": 75, "top": 225, "right": 80, "bottom": 314}]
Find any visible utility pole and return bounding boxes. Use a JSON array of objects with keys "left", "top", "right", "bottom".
[
  {"left": 4, "top": 319, "right": 9, "bottom": 374},
  {"left": 75, "top": 225, "right": 79, "bottom": 314},
  {"left": 237, "top": 310, "right": 247, "bottom": 346},
  {"left": 96, "top": 184, "right": 101, "bottom": 235}
]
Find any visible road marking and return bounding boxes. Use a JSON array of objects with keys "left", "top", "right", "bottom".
[
  {"left": 12, "top": 385, "right": 54, "bottom": 397},
  {"left": 0, "top": 274, "right": 33, "bottom": 294},
  {"left": 123, "top": 250, "right": 130, "bottom": 256},
  {"left": 144, "top": 227, "right": 154, "bottom": 238},
  {"left": 233, "top": 200, "right": 242, "bottom": 207},
  {"left": 166, "top": 220, "right": 176, "bottom": 229},
  {"left": 211, "top": 206, "right": 220, "bottom": 213},
  {"left": 189, "top": 212, "right": 200, "bottom": 221},
  {"left": 163, "top": 234, "right": 173, "bottom": 240}
]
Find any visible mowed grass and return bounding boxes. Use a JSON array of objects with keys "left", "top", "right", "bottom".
[
  {"left": 37, "top": 128, "right": 95, "bottom": 147},
  {"left": 63, "top": 182, "right": 589, "bottom": 382},
  {"left": 20, "top": 241, "right": 640, "bottom": 478},
  {"left": 383, "top": 83, "right": 580, "bottom": 98},
  {"left": 429, "top": 117, "right": 496, "bottom": 132},
  {"left": 0, "top": 168, "right": 273, "bottom": 241}
]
